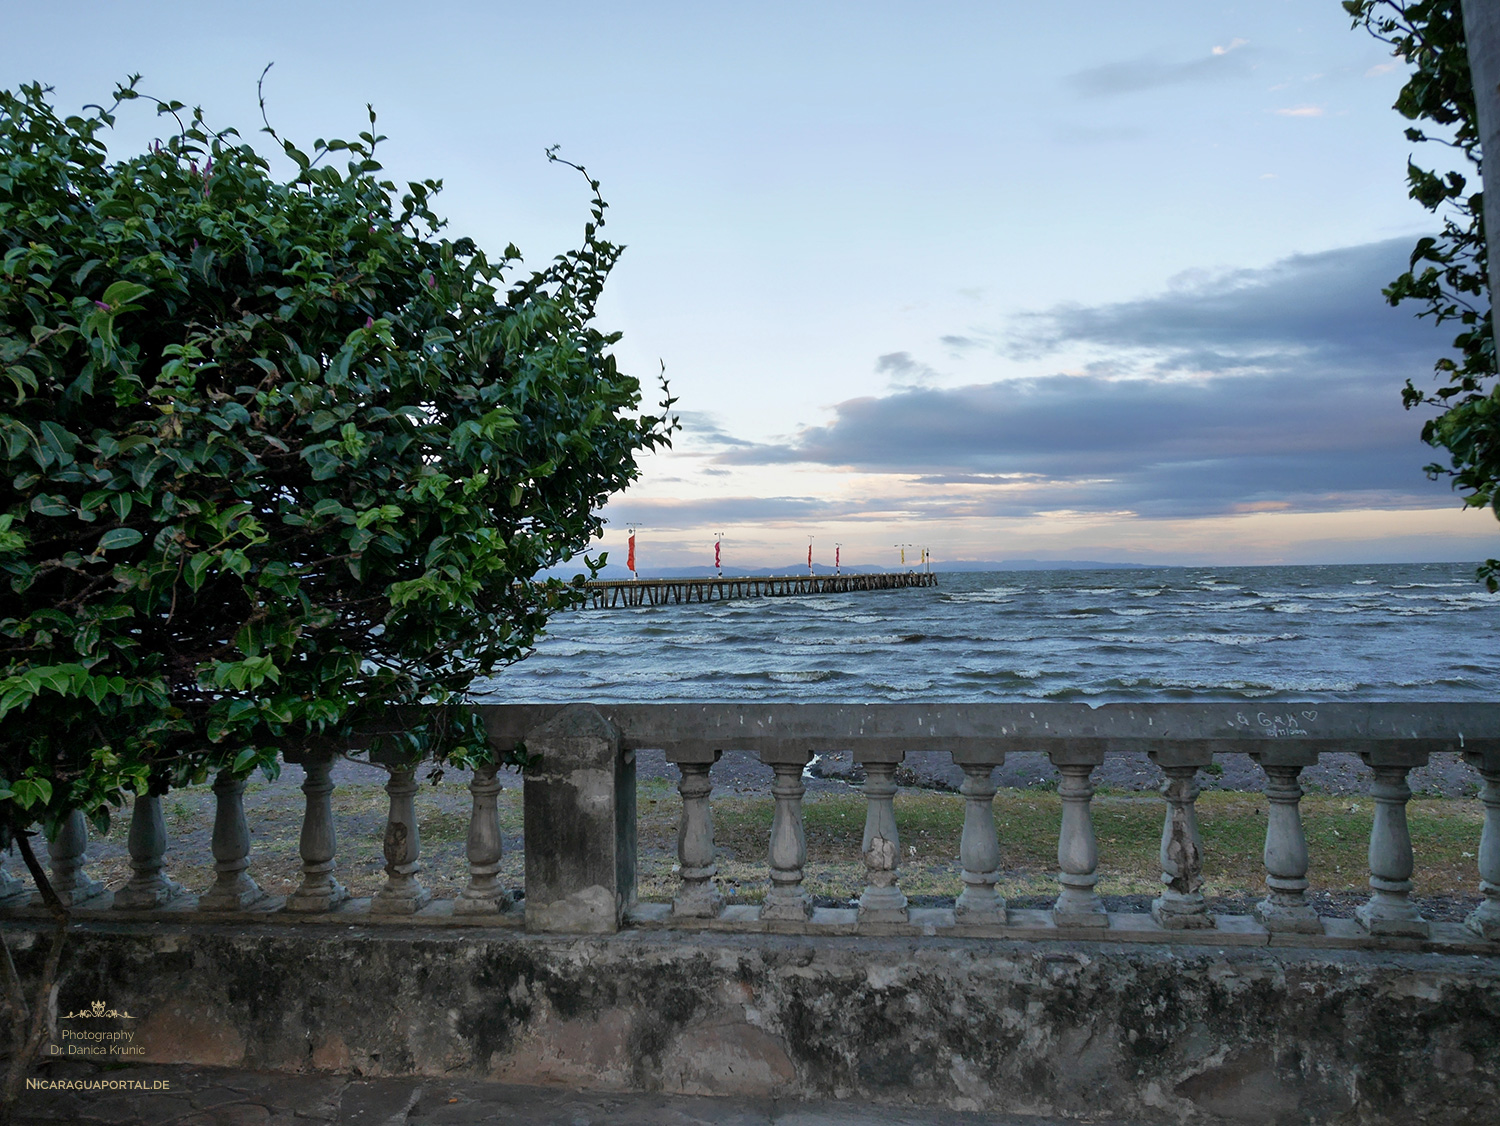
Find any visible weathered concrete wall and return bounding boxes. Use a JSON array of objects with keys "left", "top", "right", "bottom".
[{"left": 11, "top": 921, "right": 1499, "bottom": 1124}]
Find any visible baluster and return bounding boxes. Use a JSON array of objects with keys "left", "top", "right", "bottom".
[
  {"left": 456, "top": 762, "right": 508, "bottom": 914},
  {"left": 1355, "top": 758, "right": 1429, "bottom": 937},
  {"left": 0, "top": 849, "right": 26, "bottom": 908},
  {"left": 858, "top": 757, "right": 908, "bottom": 924},
  {"left": 1464, "top": 754, "right": 1500, "bottom": 940},
  {"left": 1252, "top": 761, "right": 1321, "bottom": 933},
  {"left": 113, "top": 789, "right": 184, "bottom": 909},
  {"left": 1150, "top": 761, "right": 1213, "bottom": 929},
  {"left": 1054, "top": 761, "right": 1107, "bottom": 928},
  {"left": 285, "top": 750, "right": 348, "bottom": 913},
  {"left": 955, "top": 763, "right": 1003, "bottom": 922},
  {"left": 45, "top": 809, "right": 107, "bottom": 908},
  {"left": 761, "top": 758, "right": 811, "bottom": 921},
  {"left": 371, "top": 762, "right": 431, "bottom": 914},
  {"left": 198, "top": 771, "right": 266, "bottom": 911},
  {"left": 671, "top": 753, "right": 723, "bottom": 918}
]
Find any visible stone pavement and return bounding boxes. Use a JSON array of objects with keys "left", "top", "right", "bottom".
[{"left": 11, "top": 1064, "right": 1151, "bottom": 1125}]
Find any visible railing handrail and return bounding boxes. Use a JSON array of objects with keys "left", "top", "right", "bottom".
[{"left": 476, "top": 701, "right": 1500, "bottom": 762}]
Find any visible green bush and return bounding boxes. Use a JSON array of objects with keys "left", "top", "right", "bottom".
[{"left": 0, "top": 78, "right": 673, "bottom": 847}]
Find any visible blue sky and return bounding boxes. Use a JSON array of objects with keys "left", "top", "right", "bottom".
[{"left": 4, "top": 1, "right": 1495, "bottom": 569}]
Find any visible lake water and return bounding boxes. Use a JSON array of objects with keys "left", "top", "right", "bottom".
[{"left": 474, "top": 562, "right": 1500, "bottom": 704}]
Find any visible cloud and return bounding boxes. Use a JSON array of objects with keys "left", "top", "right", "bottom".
[
  {"left": 602, "top": 494, "right": 898, "bottom": 530},
  {"left": 716, "top": 238, "right": 1460, "bottom": 520},
  {"left": 875, "top": 350, "right": 941, "bottom": 387},
  {"left": 672, "top": 410, "right": 756, "bottom": 448},
  {"left": 1067, "top": 43, "right": 1256, "bottom": 97},
  {"left": 1274, "top": 105, "right": 1325, "bottom": 117}
]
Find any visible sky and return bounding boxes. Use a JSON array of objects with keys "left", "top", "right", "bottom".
[{"left": 3, "top": 1, "right": 1495, "bottom": 570}]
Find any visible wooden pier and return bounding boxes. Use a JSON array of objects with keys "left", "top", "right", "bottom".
[{"left": 583, "top": 572, "right": 937, "bottom": 608}]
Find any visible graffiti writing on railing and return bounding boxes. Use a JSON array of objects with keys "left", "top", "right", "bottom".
[{"left": 1233, "top": 710, "right": 1318, "bottom": 738}]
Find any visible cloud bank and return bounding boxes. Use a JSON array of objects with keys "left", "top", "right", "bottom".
[{"left": 715, "top": 238, "right": 1458, "bottom": 520}]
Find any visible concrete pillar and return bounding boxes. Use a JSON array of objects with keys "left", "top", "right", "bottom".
[
  {"left": 46, "top": 810, "right": 107, "bottom": 908},
  {"left": 523, "top": 704, "right": 635, "bottom": 933},
  {"left": 370, "top": 759, "right": 431, "bottom": 916},
  {"left": 1464, "top": 751, "right": 1500, "bottom": 940},
  {"left": 1251, "top": 756, "right": 1322, "bottom": 934},
  {"left": 1149, "top": 749, "right": 1214, "bottom": 930},
  {"left": 1053, "top": 759, "right": 1107, "bottom": 928},
  {"left": 1462, "top": 1, "right": 1500, "bottom": 313},
  {"left": 113, "top": 790, "right": 184, "bottom": 909},
  {"left": 857, "top": 757, "right": 908, "bottom": 924},
  {"left": 0, "top": 849, "right": 26, "bottom": 908},
  {"left": 198, "top": 772, "right": 266, "bottom": 911},
  {"left": 760, "top": 752, "right": 812, "bottom": 922},
  {"left": 954, "top": 763, "right": 1003, "bottom": 923},
  {"left": 283, "top": 748, "right": 349, "bottom": 914},
  {"left": 1355, "top": 751, "right": 1430, "bottom": 938},
  {"left": 670, "top": 753, "right": 723, "bottom": 919},
  {"left": 455, "top": 762, "right": 509, "bottom": 915}
]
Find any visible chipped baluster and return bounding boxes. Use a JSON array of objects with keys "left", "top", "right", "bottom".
[
  {"left": 1355, "top": 756, "right": 1429, "bottom": 937},
  {"left": 1252, "top": 761, "right": 1321, "bottom": 934},
  {"left": 285, "top": 750, "right": 349, "bottom": 913},
  {"left": 955, "top": 763, "right": 1003, "bottom": 922},
  {"left": 760, "top": 757, "right": 811, "bottom": 921},
  {"left": 1464, "top": 753, "right": 1500, "bottom": 940},
  {"left": 456, "top": 762, "right": 508, "bottom": 914},
  {"left": 113, "top": 789, "right": 184, "bottom": 909},
  {"left": 671, "top": 752, "right": 723, "bottom": 918},
  {"left": 1150, "top": 760, "right": 1213, "bottom": 929},
  {"left": 45, "top": 809, "right": 107, "bottom": 908},
  {"left": 1053, "top": 761, "right": 1107, "bottom": 928},
  {"left": 198, "top": 772, "right": 266, "bottom": 911},
  {"left": 371, "top": 761, "right": 431, "bottom": 915},
  {"left": 858, "top": 757, "right": 908, "bottom": 924}
]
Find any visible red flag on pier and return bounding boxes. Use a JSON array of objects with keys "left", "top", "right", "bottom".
[
  {"left": 627, "top": 532, "right": 636, "bottom": 573},
  {"left": 808, "top": 544, "right": 813, "bottom": 569},
  {"left": 835, "top": 545, "right": 840, "bottom": 569},
  {"left": 714, "top": 540, "right": 721, "bottom": 570}
]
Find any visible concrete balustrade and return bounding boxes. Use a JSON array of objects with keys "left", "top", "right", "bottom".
[
  {"left": 2, "top": 702, "right": 1499, "bottom": 959},
  {"left": 1051, "top": 756, "right": 1107, "bottom": 928},
  {"left": 113, "top": 790, "right": 184, "bottom": 910},
  {"left": 954, "top": 763, "right": 1003, "bottom": 922},
  {"left": 283, "top": 747, "right": 349, "bottom": 914},
  {"left": 455, "top": 762, "right": 508, "bottom": 915},
  {"left": 761, "top": 754, "right": 812, "bottom": 922},
  {"left": 1465, "top": 749, "right": 1500, "bottom": 939},
  {"left": 0, "top": 852, "right": 26, "bottom": 907},
  {"left": 47, "top": 809, "right": 106, "bottom": 908},
  {"left": 370, "top": 755, "right": 431, "bottom": 916},
  {"left": 198, "top": 771, "right": 267, "bottom": 911}
]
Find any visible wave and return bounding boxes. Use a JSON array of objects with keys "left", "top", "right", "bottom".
[
  {"left": 1160, "top": 632, "right": 1301, "bottom": 646},
  {"left": 766, "top": 670, "right": 847, "bottom": 684}
]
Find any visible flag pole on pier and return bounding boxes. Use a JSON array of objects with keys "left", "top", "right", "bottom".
[
  {"left": 807, "top": 536, "right": 814, "bottom": 576},
  {"left": 626, "top": 526, "right": 638, "bottom": 580},
  {"left": 714, "top": 532, "right": 724, "bottom": 578},
  {"left": 835, "top": 542, "right": 842, "bottom": 575}
]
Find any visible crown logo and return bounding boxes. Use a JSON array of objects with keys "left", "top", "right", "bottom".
[{"left": 61, "top": 1000, "right": 133, "bottom": 1019}]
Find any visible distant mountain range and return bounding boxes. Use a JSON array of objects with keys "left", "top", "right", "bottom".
[{"left": 538, "top": 558, "right": 1163, "bottom": 580}]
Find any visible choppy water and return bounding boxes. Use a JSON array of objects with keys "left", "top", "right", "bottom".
[{"left": 474, "top": 562, "right": 1500, "bottom": 703}]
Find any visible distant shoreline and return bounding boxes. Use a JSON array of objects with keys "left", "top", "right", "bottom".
[{"left": 542, "top": 558, "right": 1486, "bottom": 581}]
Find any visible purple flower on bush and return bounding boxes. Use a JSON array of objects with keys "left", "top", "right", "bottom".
[
  {"left": 94, "top": 300, "right": 111, "bottom": 311},
  {"left": 365, "top": 316, "right": 374, "bottom": 328}
]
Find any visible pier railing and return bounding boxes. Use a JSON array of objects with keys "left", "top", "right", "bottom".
[
  {"left": 3, "top": 702, "right": 1498, "bottom": 952},
  {"left": 583, "top": 572, "right": 936, "bottom": 607}
]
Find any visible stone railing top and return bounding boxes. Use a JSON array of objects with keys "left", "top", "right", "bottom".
[{"left": 475, "top": 702, "right": 1500, "bottom": 766}]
